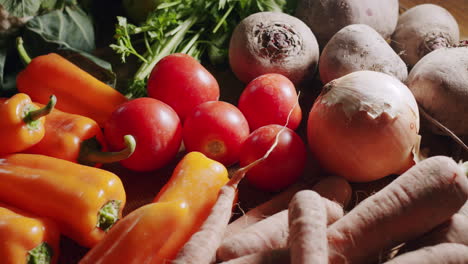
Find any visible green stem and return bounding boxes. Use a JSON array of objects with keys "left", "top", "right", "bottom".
[
  {"left": 179, "top": 30, "right": 203, "bottom": 54},
  {"left": 16, "top": 37, "right": 32, "bottom": 65},
  {"left": 97, "top": 200, "right": 122, "bottom": 232},
  {"left": 78, "top": 135, "right": 136, "bottom": 166},
  {"left": 134, "top": 14, "right": 198, "bottom": 81},
  {"left": 27, "top": 242, "right": 53, "bottom": 264},
  {"left": 23, "top": 95, "right": 57, "bottom": 124},
  {"left": 213, "top": 4, "right": 235, "bottom": 34}
]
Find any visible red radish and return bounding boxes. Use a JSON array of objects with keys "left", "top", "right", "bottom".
[
  {"left": 307, "top": 71, "right": 420, "bottom": 182},
  {"left": 240, "top": 124, "right": 307, "bottom": 192},
  {"left": 238, "top": 73, "right": 302, "bottom": 131},
  {"left": 104, "top": 97, "right": 182, "bottom": 172},
  {"left": 327, "top": 156, "right": 468, "bottom": 264},
  {"left": 182, "top": 101, "right": 250, "bottom": 166},
  {"left": 288, "top": 190, "right": 328, "bottom": 264},
  {"left": 147, "top": 53, "right": 220, "bottom": 121}
]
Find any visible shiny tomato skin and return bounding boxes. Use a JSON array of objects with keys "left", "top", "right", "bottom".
[
  {"left": 147, "top": 53, "right": 220, "bottom": 121},
  {"left": 238, "top": 73, "right": 302, "bottom": 131},
  {"left": 183, "top": 101, "right": 250, "bottom": 166},
  {"left": 240, "top": 124, "right": 307, "bottom": 192},
  {"left": 104, "top": 97, "right": 182, "bottom": 172}
]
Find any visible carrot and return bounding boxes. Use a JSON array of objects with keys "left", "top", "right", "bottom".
[
  {"left": 399, "top": 213, "right": 468, "bottom": 253},
  {"left": 219, "top": 249, "right": 290, "bottom": 264},
  {"left": 311, "top": 175, "right": 352, "bottom": 207},
  {"left": 225, "top": 175, "right": 351, "bottom": 237},
  {"left": 171, "top": 183, "right": 237, "bottom": 264},
  {"left": 288, "top": 190, "right": 328, "bottom": 264},
  {"left": 225, "top": 182, "right": 308, "bottom": 237},
  {"left": 327, "top": 156, "right": 468, "bottom": 264},
  {"left": 217, "top": 197, "right": 342, "bottom": 261},
  {"left": 384, "top": 243, "right": 468, "bottom": 264},
  {"left": 458, "top": 200, "right": 468, "bottom": 217}
]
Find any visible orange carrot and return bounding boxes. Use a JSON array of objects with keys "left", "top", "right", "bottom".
[
  {"left": 288, "top": 190, "right": 328, "bottom": 264},
  {"left": 384, "top": 243, "right": 468, "bottom": 264},
  {"left": 217, "top": 197, "right": 342, "bottom": 261},
  {"left": 327, "top": 156, "right": 468, "bottom": 264}
]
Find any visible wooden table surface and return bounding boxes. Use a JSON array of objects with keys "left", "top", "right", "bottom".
[{"left": 400, "top": 0, "right": 468, "bottom": 38}]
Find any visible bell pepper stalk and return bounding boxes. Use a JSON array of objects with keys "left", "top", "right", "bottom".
[
  {"left": 0, "top": 153, "right": 127, "bottom": 248},
  {"left": 15, "top": 37, "right": 128, "bottom": 127},
  {"left": 79, "top": 151, "right": 229, "bottom": 263},
  {"left": 79, "top": 201, "right": 189, "bottom": 264},
  {"left": 24, "top": 105, "right": 136, "bottom": 167},
  {"left": 0, "top": 93, "right": 56, "bottom": 155},
  {"left": 0, "top": 203, "right": 61, "bottom": 264}
]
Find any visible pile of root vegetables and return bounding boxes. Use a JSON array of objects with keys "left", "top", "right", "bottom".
[{"left": 170, "top": 1, "right": 468, "bottom": 263}]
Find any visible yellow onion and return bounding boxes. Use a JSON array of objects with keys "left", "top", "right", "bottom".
[{"left": 307, "top": 71, "right": 420, "bottom": 182}]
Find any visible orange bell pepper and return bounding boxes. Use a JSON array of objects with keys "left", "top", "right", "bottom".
[
  {"left": 0, "top": 202, "right": 60, "bottom": 264},
  {"left": 15, "top": 37, "right": 128, "bottom": 126},
  {"left": 79, "top": 201, "right": 189, "bottom": 264},
  {"left": 79, "top": 151, "right": 229, "bottom": 263},
  {"left": 0, "top": 93, "right": 56, "bottom": 155},
  {"left": 24, "top": 106, "right": 136, "bottom": 166},
  {"left": 0, "top": 153, "right": 126, "bottom": 248}
]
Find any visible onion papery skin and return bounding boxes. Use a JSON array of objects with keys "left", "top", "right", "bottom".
[{"left": 307, "top": 71, "right": 420, "bottom": 182}]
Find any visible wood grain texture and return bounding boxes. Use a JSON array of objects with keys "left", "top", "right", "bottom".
[{"left": 399, "top": 0, "right": 468, "bottom": 39}]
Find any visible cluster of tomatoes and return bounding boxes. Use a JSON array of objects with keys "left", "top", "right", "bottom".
[{"left": 105, "top": 53, "right": 307, "bottom": 192}]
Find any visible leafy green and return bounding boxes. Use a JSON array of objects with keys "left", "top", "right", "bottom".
[
  {"left": 112, "top": 0, "right": 297, "bottom": 98},
  {"left": 23, "top": 5, "right": 95, "bottom": 55},
  {"left": 0, "top": 0, "right": 43, "bottom": 17}
]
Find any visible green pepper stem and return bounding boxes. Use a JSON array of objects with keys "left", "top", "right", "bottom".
[
  {"left": 79, "top": 135, "right": 136, "bottom": 166},
  {"left": 97, "top": 200, "right": 122, "bottom": 232},
  {"left": 27, "top": 242, "right": 53, "bottom": 264},
  {"left": 23, "top": 95, "right": 57, "bottom": 124},
  {"left": 16, "top": 37, "right": 32, "bottom": 65}
]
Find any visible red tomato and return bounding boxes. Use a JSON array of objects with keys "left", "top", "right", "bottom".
[
  {"left": 183, "top": 101, "right": 250, "bottom": 166},
  {"left": 239, "top": 124, "right": 307, "bottom": 192},
  {"left": 238, "top": 73, "right": 302, "bottom": 131},
  {"left": 104, "top": 97, "right": 182, "bottom": 172},
  {"left": 147, "top": 53, "right": 220, "bottom": 121}
]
